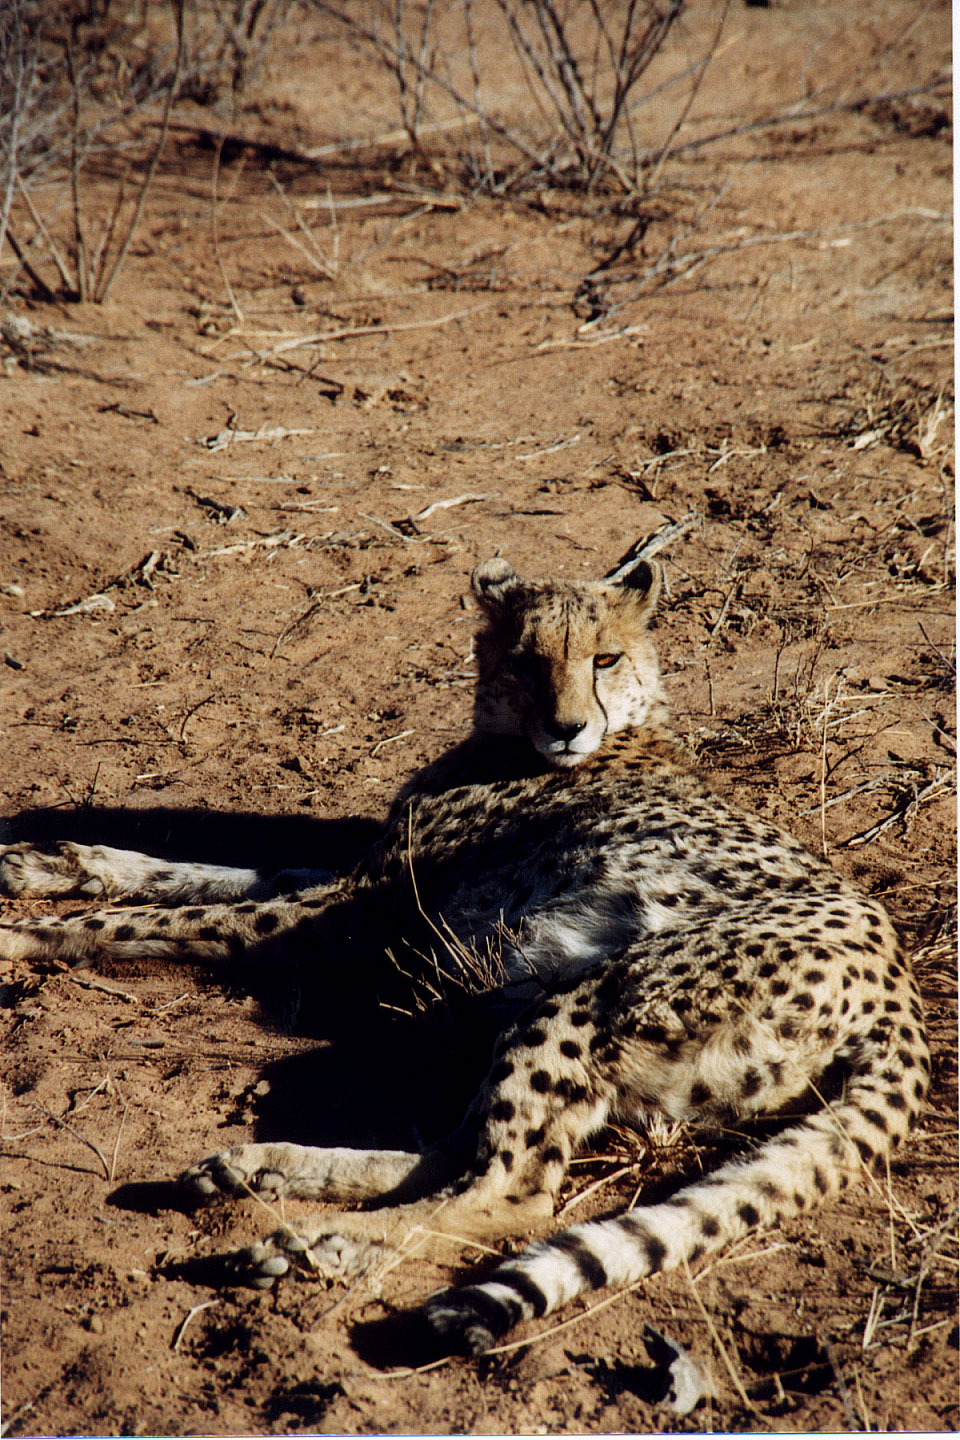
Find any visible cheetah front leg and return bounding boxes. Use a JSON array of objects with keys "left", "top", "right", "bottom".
[
  {"left": 0, "top": 840, "right": 333, "bottom": 904},
  {"left": 0, "top": 884, "right": 342, "bottom": 966}
]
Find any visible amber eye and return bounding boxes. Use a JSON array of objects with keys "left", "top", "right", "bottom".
[{"left": 594, "top": 653, "right": 621, "bottom": 670}]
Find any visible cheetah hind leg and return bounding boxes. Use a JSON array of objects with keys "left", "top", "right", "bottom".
[
  {"left": 0, "top": 840, "right": 333, "bottom": 904},
  {"left": 223, "top": 1188, "right": 557, "bottom": 1290}
]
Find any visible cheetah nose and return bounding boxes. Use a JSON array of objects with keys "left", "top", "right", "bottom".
[{"left": 544, "top": 717, "right": 587, "bottom": 744}]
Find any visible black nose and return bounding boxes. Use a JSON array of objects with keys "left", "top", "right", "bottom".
[{"left": 543, "top": 718, "right": 586, "bottom": 743}]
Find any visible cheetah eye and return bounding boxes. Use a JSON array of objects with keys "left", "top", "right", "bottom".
[{"left": 594, "top": 653, "right": 622, "bottom": 670}]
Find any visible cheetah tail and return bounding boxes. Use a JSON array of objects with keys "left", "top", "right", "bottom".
[{"left": 422, "top": 1020, "right": 930, "bottom": 1356}]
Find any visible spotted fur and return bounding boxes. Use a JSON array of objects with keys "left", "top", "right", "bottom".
[{"left": 0, "top": 556, "right": 930, "bottom": 1357}]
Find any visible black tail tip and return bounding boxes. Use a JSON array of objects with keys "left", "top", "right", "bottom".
[{"left": 421, "top": 1286, "right": 514, "bottom": 1357}]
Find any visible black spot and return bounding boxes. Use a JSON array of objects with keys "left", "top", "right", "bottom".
[
  {"left": 883, "top": 1000, "right": 901, "bottom": 1013},
  {"left": 700, "top": 1214, "right": 720, "bottom": 1238},
  {"left": 523, "top": 1027, "right": 547, "bottom": 1048},
  {"left": 770, "top": 979, "right": 789, "bottom": 997},
  {"left": 854, "top": 1138, "right": 875, "bottom": 1164},
  {"left": 861, "top": 1000, "right": 876, "bottom": 1015},
  {"left": 524, "top": 1127, "right": 545, "bottom": 1148},
  {"left": 541, "top": 1145, "right": 564, "bottom": 1166},
  {"left": 689, "top": 1081, "right": 712, "bottom": 1107},
  {"left": 254, "top": 911, "right": 279, "bottom": 935},
  {"left": 114, "top": 924, "right": 135, "bottom": 942},
  {"left": 733, "top": 1033, "right": 753, "bottom": 1057},
  {"left": 863, "top": 968, "right": 878, "bottom": 984},
  {"left": 530, "top": 1070, "right": 552, "bottom": 1093},
  {"left": 199, "top": 926, "right": 220, "bottom": 941},
  {"left": 570, "top": 1011, "right": 590, "bottom": 1028},
  {"left": 862, "top": 1108, "right": 888, "bottom": 1132},
  {"left": 791, "top": 991, "right": 815, "bottom": 1010},
  {"left": 913, "top": 1078, "right": 925, "bottom": 1100},
  {"left": 768, "top": 1060, "right": 784, "bottom": 1085},
  {"left": 540, "top": 1002, "right": 559, "bottom": 1019},
  {"left": 689, "top": 1244, "right": 705, "bottom": 1263},
  {"left": 552, "top": 1233, "right": 609, "bottom": 1290},
  {"left": 490, "top": 1099, "right": 515, "bottom": 1122},
  {"left": 489, "top": 1059, "right": 514, "bottom": 1084},
  {"left": 758, "top": 960, "right": 778, "bottom": 979},
  {"left": 794, "top": 1192, "right": 805, "bottom": 1208},
  {"left": 802, "top": 968, "right": 825, "bottom": 985},
  {"left": 741, "top": 1069, "right": 762, "bottom": 1099},
  {"left": 638, "top": 1024, "right": 667, "bottom": 1044},
  {"left": 554, "top": 1079, "right": 588, "bottom": 1103},
  {"left": 84, "top": 918, "right": 105, "bottom": 932},
  {"left": 896, "top": 1048, "right": 915, "bottom": 1069},
  {"left": 738, "top": 1203, "right": 760, "bottom": 1227},
  {"left": 499, "top": 1149, "right": 514, "bottom": 1171},
  {"left": 886, "top": 1091, "right": 907, "bottom": 1110},
  {"left": 812, "top": 1166, "right": 828, "bottom": 1195},
  {"left": 154, "top": 915, "right": 171, "bottom": 929},
  {"left": 559, "top": 1039, "right": 582, "bottom": 1059},
  {"left": 184, "top": 908, "right": 205, "bottom": 920}
]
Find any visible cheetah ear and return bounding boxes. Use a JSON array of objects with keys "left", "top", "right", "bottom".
[
  {"left": 472, "top": 558, "right": 522, "bottom": 611},
  {"left": 609, "top": 556, "right": 662, "bottom": 620}
]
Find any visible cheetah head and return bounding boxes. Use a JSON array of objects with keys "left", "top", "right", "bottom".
[{"left": 470, "top": 555, "right": 666, "bottom": 766}]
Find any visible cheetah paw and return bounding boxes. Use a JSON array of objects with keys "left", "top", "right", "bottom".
[
  {"left": 181, "top": 1145, "right": 294, "bottom": 1201},
  {"left": 227, "top": 1228, "right": 384, "bottom": 1289},
  {"left": 0, "top": 842, "right": 106, "bottom": 899}
]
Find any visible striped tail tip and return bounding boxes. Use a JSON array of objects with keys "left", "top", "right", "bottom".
[{"left": 422, "top": 1279, "right": 532, "bottom": 1356}]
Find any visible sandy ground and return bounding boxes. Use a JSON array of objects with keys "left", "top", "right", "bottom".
[{"left": 0, "top": 1, "right": 955, "bottom": 1433}]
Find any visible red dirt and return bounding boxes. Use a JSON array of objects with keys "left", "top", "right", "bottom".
[{"left": 0, "top": 1, "right": 955, "bottom": 1433}]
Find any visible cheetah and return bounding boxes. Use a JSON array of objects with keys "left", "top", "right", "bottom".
[{"left": 0, "top": 554, "right": 930, "bottom": 1358}]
